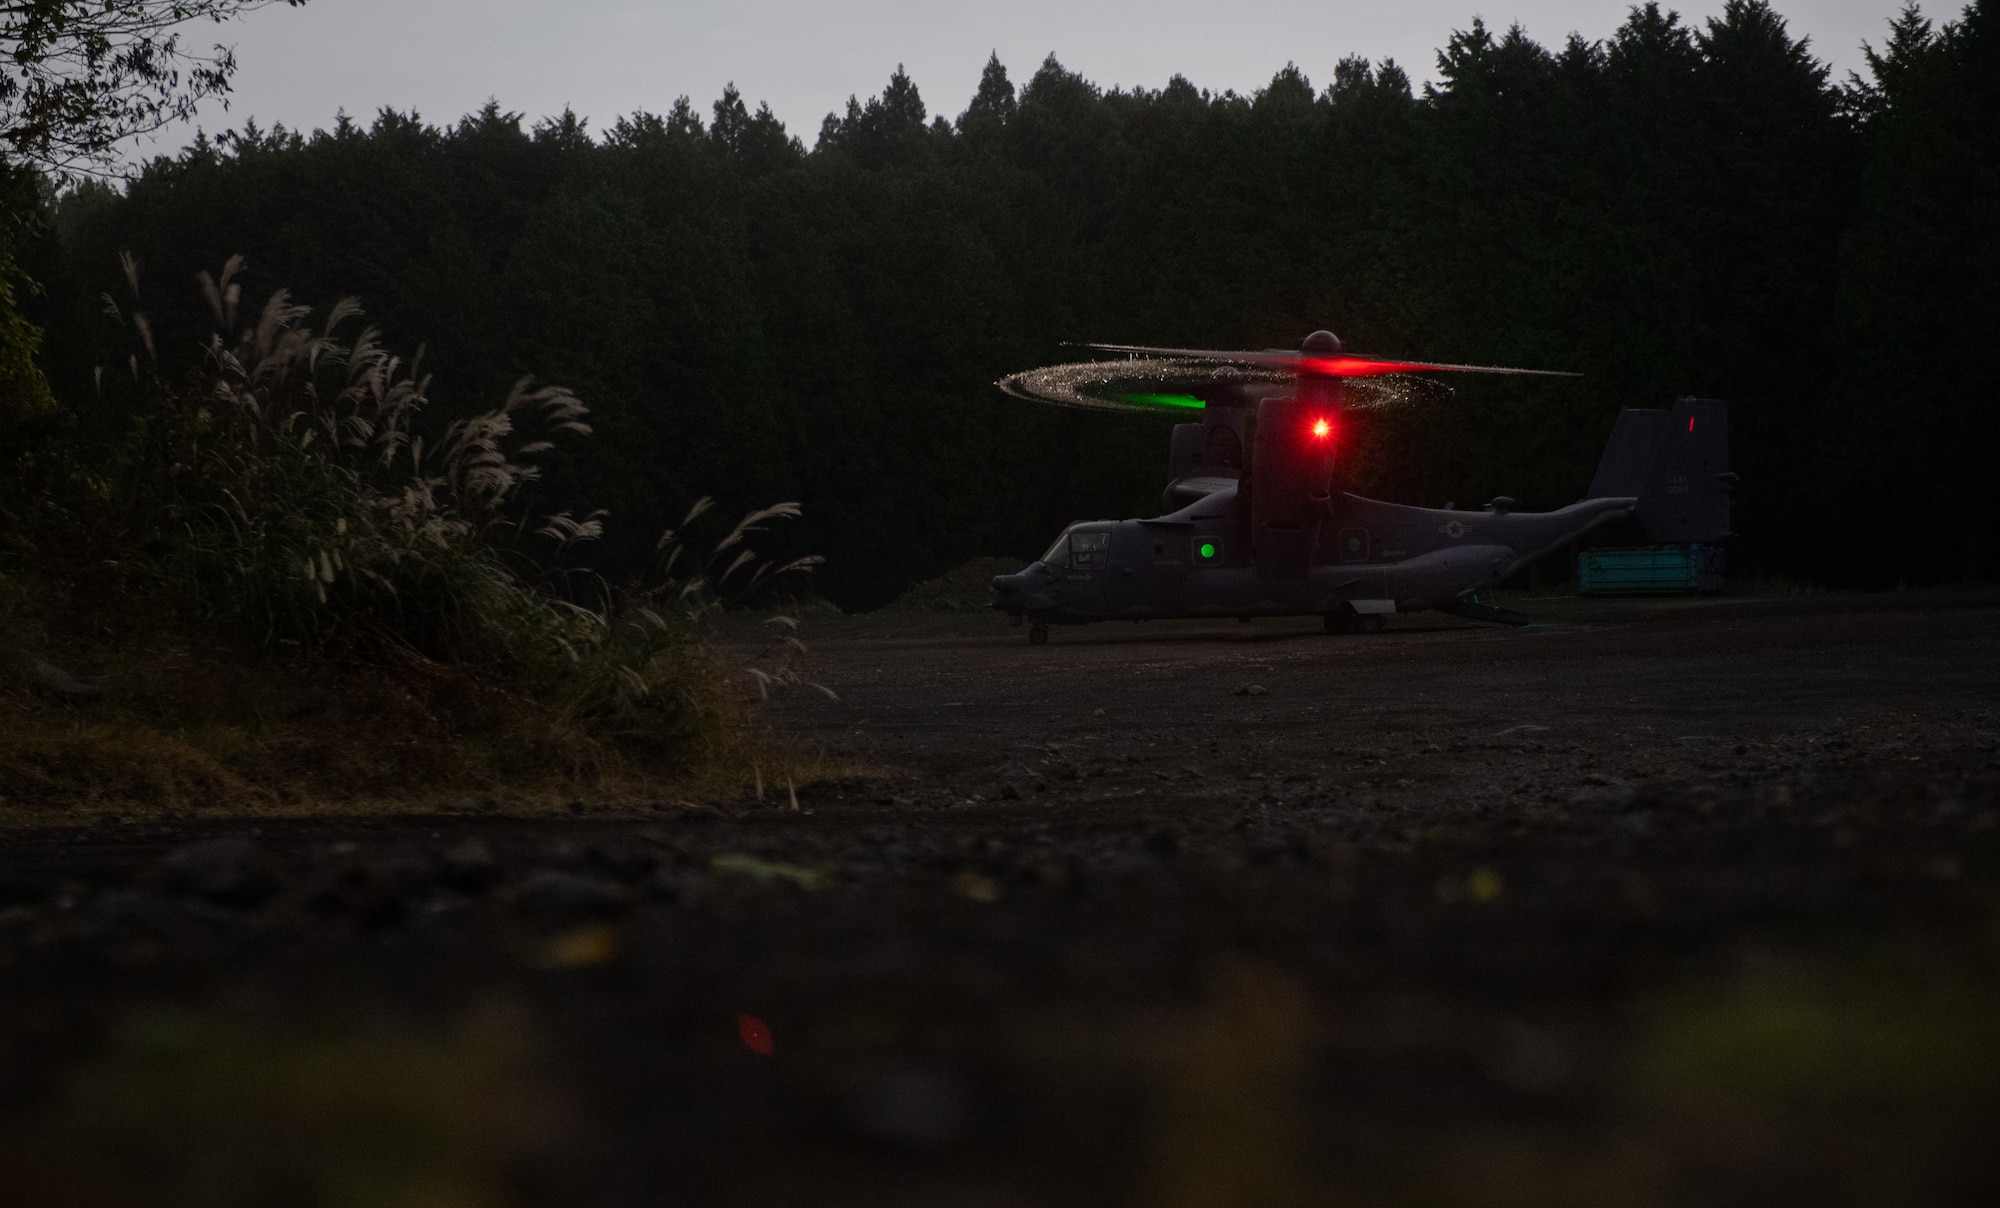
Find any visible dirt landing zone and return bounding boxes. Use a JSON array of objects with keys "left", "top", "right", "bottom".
[{"left": 3, "top": 593, "right": 1997, "bottom": 1206}]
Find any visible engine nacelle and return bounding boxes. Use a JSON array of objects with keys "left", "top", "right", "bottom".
[
  {"left": 1249, "top": 382, "right": 1342, "bottom": 579},
  {"left": 1162, "top": 402, "right": 1249, "bottom": 511}
]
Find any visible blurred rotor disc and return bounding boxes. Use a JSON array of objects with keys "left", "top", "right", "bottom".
[{"left": 995, "top": 357, "right": 1445, "bottom": 414}]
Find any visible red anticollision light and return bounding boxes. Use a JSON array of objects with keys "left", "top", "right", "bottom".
[
  {"left": 1689, "top": 417, "right": 1696, "bottom": 432},
  {"left": 738, "top": 1013, "right": 774, "bottom": 1055},
  {"left": 1311, "top": 418, "right": 1332, "bottom": 440}
]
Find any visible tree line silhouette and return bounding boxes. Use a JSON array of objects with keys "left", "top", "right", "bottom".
[{"left": 20, "top": 0, "right": 1998, "bottom": 606}]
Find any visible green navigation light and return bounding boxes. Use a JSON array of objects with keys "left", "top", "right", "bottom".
[
  {"left": 1115, "top": 392, "right": 1207, "bottom": 410},
  {"left": 1198, "top": 541, "right": 1217, "bottom": 560}
]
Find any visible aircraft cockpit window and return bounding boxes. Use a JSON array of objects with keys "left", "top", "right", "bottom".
[
  {"left": 1068, "top": 530, "right": 1110, "bottom": 569},
  {"left": 1040, "top": 534, "right": 1069, "bottom": 565}
]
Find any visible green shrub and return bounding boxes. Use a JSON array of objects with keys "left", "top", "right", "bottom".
[{"left": 0, "top": 255, "right": 819, "bottom": 806}]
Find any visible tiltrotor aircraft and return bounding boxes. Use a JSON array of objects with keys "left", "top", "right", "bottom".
[{"left": 990, "top": 331, "right": 1730, "bottom": 643}]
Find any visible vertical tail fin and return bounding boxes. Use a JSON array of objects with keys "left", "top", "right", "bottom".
[
  {"left": 1589, "top": 398, "right": 1732, "bottom": 543},
  {"left": 1588, "top": 408, "right": 1669, "bottom": 499},
  {"left": 1637, "top": 398, "right": 1731, "bottom": 543}
]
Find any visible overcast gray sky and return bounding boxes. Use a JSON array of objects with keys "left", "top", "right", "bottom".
[{"left": 136, "top": 0, "right": 1920, "bottom": 159}]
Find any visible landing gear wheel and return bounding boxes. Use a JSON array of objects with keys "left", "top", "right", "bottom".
[
  {"left": 1362, "top": 614, "right": 1385, "bottom": 633},
  {"left": 1028, "top": 624, "right": 1049, "bottom": 646}
]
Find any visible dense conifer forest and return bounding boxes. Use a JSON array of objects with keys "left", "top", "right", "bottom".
[{"left": 13, "top": 1, "right": 1999, "bottom": 606}]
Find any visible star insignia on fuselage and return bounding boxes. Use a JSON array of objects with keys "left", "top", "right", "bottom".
[{"left": 1439, "top": 519, "right": 1468, "bottom": 539}]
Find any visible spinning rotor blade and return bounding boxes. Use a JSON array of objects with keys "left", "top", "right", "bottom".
[
  {"left": 1082, "top": 342, "right": 1580, "bottom": 379},
  {"left": 996, "top": 357, "right": 1289, "bottom": 413},
  {"left": 997, "top": 356, "right": 1444, "bottom": 414}
]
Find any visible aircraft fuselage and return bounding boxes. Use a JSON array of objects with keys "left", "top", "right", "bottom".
[{"left": 991, "top": 487, "right": 1636, "bottom": 625}]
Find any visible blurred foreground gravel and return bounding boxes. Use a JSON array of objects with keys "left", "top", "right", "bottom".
[{"left": 2, "top": 592, "right": 1996, "bottom": 1207}]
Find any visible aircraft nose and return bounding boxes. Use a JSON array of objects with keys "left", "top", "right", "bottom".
[{"left": 992, "top": 570, "right": 1053, "bottom": 616}]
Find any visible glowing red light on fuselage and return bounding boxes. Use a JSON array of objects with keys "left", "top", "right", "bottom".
[{"left": 1312, "top": 418, "right": 1331, "bottom": 440}]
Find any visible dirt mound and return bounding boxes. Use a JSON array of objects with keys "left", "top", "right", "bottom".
[{"left": 885, "top": 557, "right": 1024, "bottom": 612}]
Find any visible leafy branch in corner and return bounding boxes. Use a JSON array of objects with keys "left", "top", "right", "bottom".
[{"left": 1, "top": 0, "right": 306, "bottom": 175}]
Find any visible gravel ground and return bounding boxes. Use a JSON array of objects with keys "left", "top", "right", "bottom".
[{"left": 1, "top": 591, "right": 1996, "bottom": 1207}]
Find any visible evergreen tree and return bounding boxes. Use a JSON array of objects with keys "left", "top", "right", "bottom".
[
  {"left": 23, "top": 8, "right": 1992, "bottom": 602},
  {"left": 958, "top": 53, "right": 1016, "bottom": 149},
  {"left": 1821, "top": 1, "right": 2000, "bottom": 583}
]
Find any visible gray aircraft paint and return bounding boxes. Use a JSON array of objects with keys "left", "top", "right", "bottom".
[{"left": 994, "top": 380, "right": 1730, "bottom": 637}]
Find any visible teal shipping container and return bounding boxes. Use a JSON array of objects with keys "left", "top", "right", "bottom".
[{"left": 1576, "top": 545, "right": 1725, "bottom": 595}]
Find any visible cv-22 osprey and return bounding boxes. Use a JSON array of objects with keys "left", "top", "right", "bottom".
[{"left": 990, "top": 331, "right": 1731, "bottom": 644}]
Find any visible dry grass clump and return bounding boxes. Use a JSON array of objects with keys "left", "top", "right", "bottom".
[
  {"left": 0, "top": 256, "right": 821, "bottom": 818},
  {"left": 0, "top": 712, "right": 248, "bottom": 815}
]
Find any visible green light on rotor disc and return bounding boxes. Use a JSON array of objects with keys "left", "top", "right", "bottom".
[{"left": 1115, "top": 392, "right": 1207, "bottom": 410}]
